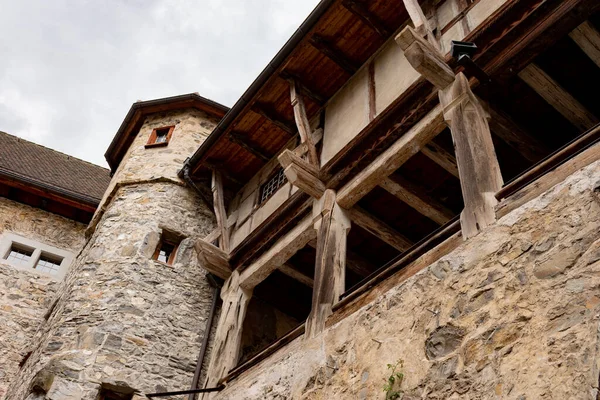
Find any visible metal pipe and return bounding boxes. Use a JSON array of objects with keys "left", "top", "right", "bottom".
[{"left": 188, "top": 274, "right": 221, "bottom": 400}]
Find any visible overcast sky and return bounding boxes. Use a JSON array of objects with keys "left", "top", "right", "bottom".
[{"left": 0, "top": 0, "right": 320, "bottom": 167}]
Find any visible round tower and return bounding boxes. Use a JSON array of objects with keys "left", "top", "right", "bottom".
[{"left": 7, "top": 94, "right": 228, "bottom": 399}]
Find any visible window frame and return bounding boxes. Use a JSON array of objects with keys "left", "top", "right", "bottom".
[
  {"left": 259, "top": 167, "right": 288, "bottom": 205},
  {"left": 151, "top": 230, "right": 184, "bottom": 266},
  {"left": 145, "top": 125, "right": 175, "bottom": 148}
]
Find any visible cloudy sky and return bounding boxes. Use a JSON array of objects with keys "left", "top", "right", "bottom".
[{"left": 0, "top": 0, "right": 320, "bottom": 167}]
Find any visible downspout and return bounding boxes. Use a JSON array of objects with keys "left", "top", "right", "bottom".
[{"left": 189, "top": 274, "right": 222, "bottom": 400}]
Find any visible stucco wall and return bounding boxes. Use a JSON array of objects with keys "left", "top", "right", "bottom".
[
  {"left": 209, "top": 159, "right": 600, "bottom": 399},
  {"left": 0, "top": 197, "right": 86, "bottom": 399}
]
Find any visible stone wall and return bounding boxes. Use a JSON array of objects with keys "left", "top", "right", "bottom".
[
  {"left": 208, "top": 159, "right": 600, "bottom": 399},
  {"left": 0, "top": 197, "right": 86, "bottom": 399}
]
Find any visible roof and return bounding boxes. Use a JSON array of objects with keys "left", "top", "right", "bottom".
[
  {"left": 0, "top": 131, "right": 111, "bottom": 205},
  {"left": 105, "top": 93, "right": 229, "bottom": 171}
]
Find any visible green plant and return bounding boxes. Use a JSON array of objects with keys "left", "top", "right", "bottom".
[{"left": 383, "top": 359, "right": 404, "bottom": 400}]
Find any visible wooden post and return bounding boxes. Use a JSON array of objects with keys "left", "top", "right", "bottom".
[
  {"left": 438, "top": 73, "right": 504, "bottom": 238},
  {"left": 211, "top": 170, "right": 230, "bottom": 252},
  {"left": 203, "top": 271, "right": 252, "bottom": 388},
  {"left": 306, "top": 190, "right": 351, "bottom": 337},
  {"left": 290, "top": 79, "right": 320, "bottom": 166}
]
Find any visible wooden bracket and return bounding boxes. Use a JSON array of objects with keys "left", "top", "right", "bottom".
[
  {"left": 279, "top": 149, "right": 326, "bottom": 199},
  {"left": 290, "top": 79, "right": 320, "bottom": 166},
  {"left": 194, "top": 239, "right": 232, "bottom": 280}
]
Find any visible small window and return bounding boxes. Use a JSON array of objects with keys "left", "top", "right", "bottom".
[
  {"left": 146, "top": 126, "right": 175, "bottom": 148},
  {"left": 152, "top": 231, "right": 184, "bottom": 266},
  {"left": 260, "top": 168, "right": 287, "bottom": 204},
  {"left": 5, "top": 244, "right": 33, "bottom": 266},
  {"left": 35, "top": 253, "right": 63, "bottom": 275}
]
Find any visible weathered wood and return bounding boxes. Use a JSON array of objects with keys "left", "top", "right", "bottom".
[
  {"left": 239, "top": 214, "right": 316, "bottom": 290},
  {"left": 203, "top": 161, "right": 243, "bottom": 187},
  {"left": 519, "top": 63, "right": 599, "bottom": 131},
  {"left": 293, "top": 128, "right": 323, "bottom": 158},
  {"left": 342, "top": 0, "right": 390, "bottom": 37},
  {"left": 279, "top": 263, "right": 314, "bottom": 288},
  {"left": 228, "top": 132, "right": 271, "bottom": 162},
  {"left": 204, "top": 271, "right": 252, "bottom": 387},
  {"left": 306, "top": 190, "right": 351, "bottom": 337},
  {"left": 204, "top": 228, "right": 221, "bottom": 246},
  {"left": 337, "top": 105, "right": 446, "bottom": 209},
  {"left": 396, "top": 26, "right": 453, "bottom": 90},
  {"left": 380, "top": 175, "right": 454, "bottom": 225},
  {"left": 439, "top": 73, "right": 504, "bottom": 239},
  {"left": 421, "top": 142, "right": 459, "bottom": 178},
  {"left": 310, "top": 34, "right": 359, "bottom": 75},
  {"left": 290, "top": 79, "right": 319, "bottom": 166},
  {"left": 194, "top": 239, "right": 232, "bottom": 280},
  {"left": 401, "top": 0, "right": 438, "bottom": 47},
  {"left": 251, "top": 103, "right": 296, "bottom": 135},
  {"left": 280, "top": 71, "right": 326, "bottom": 105},
  {"left": 212, "top": 170, "right": 230, "bottom": 252},
  {"left": 279, "top": 149, "right": 325, "bottom": 199},
  {"left": 307, "top": 238, "right": 374, "bottom": 277},
  {"left": 569, "top": 21, "right": 600, "bottom": 69},
  {"left": 345, "top": 206, "right": 413, "bottom": 252}
]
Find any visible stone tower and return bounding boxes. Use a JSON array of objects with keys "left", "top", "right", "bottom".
[{"left": 6, "top": 95, "right": 228, "bottom": 399}]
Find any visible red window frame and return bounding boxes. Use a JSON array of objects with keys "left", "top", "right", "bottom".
[{"left": 145, "top": 126, "right": 175, "bottom": 148}]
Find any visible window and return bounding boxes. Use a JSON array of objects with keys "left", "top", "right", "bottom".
[
  {"left": 5, "top": 244, "right": 33, "bottom": 266},
  {"left": 35, "top": 253, "right": 64, "bottom": 276},
  {"left": 145, "top": 126, "right": 175, "bottom": 148},
  {"left": 259, "top": 168, "right": 287, "bottom": 204},
  {"left": 152, "top": 230, "right": 184, "bottom": 266}
]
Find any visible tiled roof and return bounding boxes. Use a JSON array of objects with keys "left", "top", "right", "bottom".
[{"left": 0, "top": 131, "right": 111, "bottom": 204}]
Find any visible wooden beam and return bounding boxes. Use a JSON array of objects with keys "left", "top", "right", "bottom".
[
  {"left": 310, "top": 34, "right": 359, "bottom": 75},
  {"left": 204, "top": 271, "right": 252, "bottom": 387},
  {"left": 279, "top": 149, "right": 326, "bottom": 199},
  {"left": 204, "top": 161, "right": 243, "bottom": 187},
  {"left": 345, "top": 206, "right": 413, "bottom": 252},
  {"left": 279, "top": 263, "right": 314, "bottom": 288},
  {"left": 421, "top": 142, "right": 459, "bottom": 178},
  {"left": 396, "top": 26, "right": 453, "bottom": 90},
  {"left": 280, "top": 71, "right": 325, "bottom": 106},
  {"left": 211, "top": 170, "right": 230, "bottom": 252},
  {"left": 307, "top": 238, "right": 374, "bottom": 277},
  {"left": 519, "top": 63, "right": 599, "bottom": 131},
  {"left": 290, "top": 79, "right": 320, "bottom": 166},
  {"left": 240, "top": 214, "right": 316, "bottom": 290},
  {"left": 307, "top": 190, "right": 351, "bottom": 336},
  {"left": 439, "top": 73, "right": 504, "bottom": 238},
  {"left": 337, "top": 105, "right": 446, "bottom": 209},
  {"left": 228, "top": 132, "right": 270, "bottom": 162},
  {"left": 341, "top": 0, "right": 390, "bottom": 37},
  {"left": 402, "top": 0, "right": 438, "bottom": 48},
  {"left": 380, "top": 175, "right": 455, "bottom": 225},
  {"left": 293, "top": 128, "right": 323, "bottom": 158},
  {"left": 194, "top": 239, "right": 232, "bottom": 280},
  {"left": 569, "top": 21, "right": 600, "bottom": 68},
  {"left": 251, "top": 103, "right": 296, "bottom": 135}
]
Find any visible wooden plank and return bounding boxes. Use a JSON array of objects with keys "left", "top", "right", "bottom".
[
  {"left": 439, "top": 72, "right": 504, "bottom": 239},
  {"left": 240, "top": 214, "right": 316, "bottom": 290},
  {"left": 519, "top": 63, "right": 599, "bottom": 131},
  {"left": 204, "top": 271, "right": 252, "bottom": 387},
  {"left": 279, "top": 263, "right": 314, "bottom": 288},
  {"left": 421, "top": 142, "right": 460, "bottom": 178},
  {"left": 337, "top": 105, "right": 446, "bottom": 209},
  {"left": 290, "top": 79, "right": 320, "bottom": 166},
  {"left": 309, "top": 34, "right": 359, "bottom": 75},
  {"left": 395, "top": 26, "right": 452, "bottom": 89},
  {"left": 345, "top": 206, "right": 413, "bottom": 252},
  {"left": 194, "top": 239, "right": 232, "bottom": 280},
  {"left": 569, "top": 21, "right": 600, "bottom": 68},
  {"left": 212, "top": 170, "right": 230, "bottom": 252},
  {"left": 306, "top": 190, "right": 351, "bottom": 337},
  {"left": 251, "top": 103, "right": 296, "bottom": 135},
  {"left": 342, "top": 0, "right": 390, "bottom": 37},
  {"left": 228, "top": 132, "right": 271, "bottom": 162},
  {"left": 380, "top": 175, "right": 455, "bottom": 225}
]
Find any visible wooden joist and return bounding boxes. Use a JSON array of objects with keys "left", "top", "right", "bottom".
[
  {"left": 380, "top": 175, "right": 454, "bottom": 225},
  {"left": 240, "top": 214, "right": 316, "bottom": 290},
  {"left": 310, "top": 34, "right": 359, "bottom": 75},
  {"left": 337, "top": 105, "right": 446, "bottom": 209},
  {"left": 194, "top": 239, "right": 232, "bottom": 280},
  {"left": 519, "top": 63, "right": 599, "bottom": 131},
  {"left": 203, "top": 161, "right": 243, "bottom": 187},
  {"left": 280, "top": 71, "right": 326, "bottom": 106},
  {"left": 421, "top": 142, "right": 459, "bottom": 178},
  {"left": 279, "top": 149, "right": 326, "bottom": 199},
  {"left": 345, "top": 206, "right": 413, "bottom": 252},
  {"left": 569, "top": 21, "right": 600, "bottom": 68},
  {"left": 341, "top": 0, "right": 390, "bottom": 37},
  {"left": 290, "top": 79, "right": 320, "bottom": 166},
  {"left": 307, "top": 238, "right": 375, "bottom": 277},
  {"left": 228, "top": 132, "right": 271, "bottom": 162},
  {"left": 211, "top": 170, "right": 230, "bottom": 252},
  {"left": 279, "top": 263, "right": 314, "bottom": 288},
  {"left": 251, "top": 103, "right": 296, "bottom": 135}
]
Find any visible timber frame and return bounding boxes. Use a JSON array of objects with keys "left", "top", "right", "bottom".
[{"left": 183, "top": 0, "right": 600, "bottom": 392}]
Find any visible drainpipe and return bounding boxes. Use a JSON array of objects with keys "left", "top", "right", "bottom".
[{"left": 189, "top": 273, "right": 221, "bottom": 400}]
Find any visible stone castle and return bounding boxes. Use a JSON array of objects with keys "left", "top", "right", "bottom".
[{"left": 1, "top": 0, "right": 600, "bottom": 399}]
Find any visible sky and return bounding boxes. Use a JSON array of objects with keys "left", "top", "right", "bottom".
[{"left": 0, "top": 0, "right": 321, "bottom": 167}]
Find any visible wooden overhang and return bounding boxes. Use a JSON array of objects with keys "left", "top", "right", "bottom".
[{"left": 105, "top": 93, "right": 229, "bottom": 172}]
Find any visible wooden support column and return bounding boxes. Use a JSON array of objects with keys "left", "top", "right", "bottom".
[
  {"left": 290, "top": 79, "right": 320, "bottom": 166},
  {"left": 211, "top": 170, "right": 230, "bottom": 252},
  {"left": 306, "top": 190, "right": 351, "bottom": 337},
  {"left": 402, "top": 0, "right": 438, "bottom": 48},
  {"left": 204, "top": 271, "right": 252, "bottom": 387}
]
